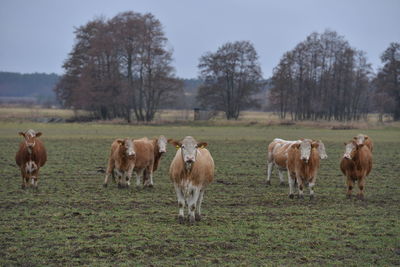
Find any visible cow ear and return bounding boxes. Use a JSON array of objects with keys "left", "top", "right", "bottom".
[
  {"left": 364, "top": 136, "right": 369, "bottom": 140},
  {"left": 293, "top": 143, "right": 300, "bottom": 149},
  {"left": 168, "top": 139, "right": 182, "bottom": 148},
  {"left": 35, "top": 132, "right": 42, "bottom": 137},
  {"left": 353, "top": 136, "right": 357, "bottom": 140},
  {"left": 197, "top": 142, "right": 208, "bottom": 149},
  {"left": 117, "top": 139, "right": 124, "bottom": 145},
  {"left": 344, "top": 142, "right": 347, "bottom": 146},
  {"left": 18, "top": 132, "right": 25, "bottom": 137},
  {"left": 312, "top": 142, "right": 319, "bottom": 148}
]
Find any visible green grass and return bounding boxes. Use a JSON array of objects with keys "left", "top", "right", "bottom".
[{"left": 0, "top": 122, "right": 399, "bottom": 266}]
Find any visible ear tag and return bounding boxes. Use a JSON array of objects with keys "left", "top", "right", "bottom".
[
  {"left": 200, "top": 145, "right": 205, "bottom": 149},
  {"left": 176, "top": 145, "right": 180, "bottom": 150}
]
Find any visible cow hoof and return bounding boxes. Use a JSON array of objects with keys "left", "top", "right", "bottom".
[
  {"left": 279, "top": 182, "right": 286, "bottom": 187},
  {"left": 266, "top": 180, "right": 271, "bottom": 186},
  {"left": 298, "top": 195, "right": 304, "bottom": 200},
  {"left": 309, "top": 195, "right": 314, "bottom": 201},
  {"left": 195, "top": 214, "right": 202, "bottom": 222},
  {"left": 357, "top": 195, "right": 365, "bottom": 201},
  {"left": 188, "top": 216, "right": 196, "bottom": 225},
  {"left": 103, "top": 183, "right": 108, "bottom": 188},
  {"left": 346, "top": 194, "right": 352, "bottom": 199},
  {"left": 148, "top": 184, "right": 154, "bottom": 188},
  {"left": 21, "top": 185, "right": 26, "bottom": 190},
  {"left": 178, "top": 216, "right": 185, "bottom": 224},
  {"left": 289, "top": 194, "right": 294, "bottom": 199}
]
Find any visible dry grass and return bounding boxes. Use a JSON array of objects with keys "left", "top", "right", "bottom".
[{"left": 0, "top": 107, "right": 397, "bottom": 129}]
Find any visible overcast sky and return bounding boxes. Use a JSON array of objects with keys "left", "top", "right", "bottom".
[{"left": 0, "top": 0, "right": 399, "bottom": 78}]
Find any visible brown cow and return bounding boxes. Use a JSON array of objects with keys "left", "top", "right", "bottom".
[
  {"left": 340, "top": 140, "right": 372, "bottom": 200},
  {"left": 15, "top": 129, "right": 47, "bottom": 189},
  {"left": 287, "top": 139, "right": 321, "bottom": 199},
  {"left": 133, "top": 135, "right": 168, "bottom": 188},
  {"left": 103, "top": 138, "right": 136, "bottom": 188},
  {"left": 169, "top": 136, "right": 214, "bottom": 224},
  {"left": 353, "top": 134, "right": 373, "bottom": 152},
  {"left": 267, "top": 138, "right": 327, "bottom": 186}
]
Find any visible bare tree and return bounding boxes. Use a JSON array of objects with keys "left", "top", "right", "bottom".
[
  {"left": 197, "top": 41, "right": 263, "bottom": 120},
  {"left": 268, "top": 30, "right": 372, "bottom": 121},
  {"left": 374, "top": 42, "right": 400, "bottom": 120},
  {"left": 55, "top": 12, "right": 181, "bottom": 122}
]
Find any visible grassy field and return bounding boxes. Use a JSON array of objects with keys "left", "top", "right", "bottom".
[{"left": 0, "top": 121, "right": 399, "bottom": 266}]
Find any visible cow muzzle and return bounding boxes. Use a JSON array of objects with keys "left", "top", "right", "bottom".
[{"left": 343, "top": 154, "right": 351, "bottom": 160}]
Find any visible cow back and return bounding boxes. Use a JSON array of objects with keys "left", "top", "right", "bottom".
[{"left": 134, "top": 140, "right": 154, "bottom": 169}]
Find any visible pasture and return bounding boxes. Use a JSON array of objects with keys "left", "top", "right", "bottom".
[{"left": 0, "top": 121, "right": 399, "bottom": 265}]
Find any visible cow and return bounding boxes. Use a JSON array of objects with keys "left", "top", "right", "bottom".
[
  {"left": 340, "top": 140, "right": 372, "bottom": 200},
  {"left": 168, "top": 136, "right": 214, "bottom": 224},
  {"left": 287, "top": 139, "right": 321, "bottom": 200},
  {"left": 353, "top": 134, "right": 373, "bottom": 152},
  {"left": 267, "top": 138, "right": 327, "bottom": 186},
  {"left": 133, "top": 135, "right": 168, "bottom": 188},
  {"left": 103, "top": 138, "right": 136, "bottom": 188},
  {"left": 15, "top": 129, "right": 47, "bottom": 189}
]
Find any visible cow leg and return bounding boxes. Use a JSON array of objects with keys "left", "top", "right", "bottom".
[
  {"left": 278, "top": 169, "right": 285, "bottom": 186},
  {"left": 309, "top": 179, "right": 316, "bottom": 200},
  {"left": 346, "top": 177, "right": 354, "bottom": 199},
  {"left": 357, "top": 177, "right": 366, "bottom": 200},
  {"left": 266, "top": 162, "right": 273, "bottom": 186},
  {"left": 20, "top": 169, "right": 27, "bottom": 189},
  {"left": 31, "top": 169, "right": 38, "bottom": 189},
  {"left": 126, "top": 166, "right": 134, "bottom": 187},
  {"left": 140, "top": 173, "right": 153, "bottom": 188},
  {"left": 174, "top": 184, "right": 185, "bottom": 224},
  {"left": 187, "top": 187, "right": 200, "bottom": 225},
  {"left": 288, "top": 171, "right": 295, "bottom": 199},
  {"left": 195, "top": 189, "right": 205, "bottom": 221},
  {"left": 297, "top": 176, "right": 304, "bottom": 199},
  {"left": 135, "top": 169, "right": 143, "bottom": 188},
  {"left": 148, "top": 171, "right": 154, "bottom": 187},
  {"left": 103, "top": 159, "right": 115, "bottom": 187}
]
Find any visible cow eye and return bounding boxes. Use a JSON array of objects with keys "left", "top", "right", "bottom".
[
  {"left": 181, "top": 145, "right": 185, "bottom": 149},
  {"left": 195, "top": 145, "right": 198, "bottom": 148}
]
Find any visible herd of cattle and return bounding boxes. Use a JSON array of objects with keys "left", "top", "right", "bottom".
[{"left": 15, "top": 129, "right": 373, "bottom": 224}]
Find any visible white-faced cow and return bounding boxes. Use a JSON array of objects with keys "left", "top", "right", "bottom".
[
  {"left": 169, "top": 136, "right": 214, "bottom": 224},
  {"left": 340, "top": 140, "right": 372, "bottom": 200},
  {"left": 103, "top": 138, "right": 136, "bottom": 188},
  {"left": 287, "top": 139, "right": 321, "bottom": 199},
  {"left": 353, "top": 134, "right": 373, "bottom": 152},
  {"left": 15, "top": 129, "right": 47, "bottom": 189},
  {"left": 133, "top": 135, "right": 168, "bottom": 188},
  {"left": 267, "top": 138, "right": 327, "bottom": 186}
]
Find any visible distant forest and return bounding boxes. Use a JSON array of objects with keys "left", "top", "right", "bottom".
[
  {"left": 0, "top": 71, "right": 205, "bottom": 109},
  {"left": 0, "top": 72, "right": 59, "bottom": 103}
]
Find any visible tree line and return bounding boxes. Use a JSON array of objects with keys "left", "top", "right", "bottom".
[{"left": 53, "top": 11, "right": 399, "bottom": 122}]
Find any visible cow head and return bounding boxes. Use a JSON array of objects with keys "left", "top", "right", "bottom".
[
  {"left": 353, "top": 134, "right": 368, "bottom": 145},
  {"left": 117, "top": 139, "right": 135, "bottom": 158},
  {"left": 157, "top": 135, "right": 168, "bottom": 154},
  {"left": 315, "top": 140, "right": 328, "bottom": 159},
  {"left": 343, "top": 140, "right": 363, "bottom": 160},
  {"left": 293, "top": 139, "right": 318, "bottom": 163},
  {"left": 19, "top": 129, "right": 42, "bottom": 150},
  {"left": 169, "top": 136, "right": 208, "bottom": 170}
]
